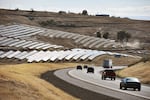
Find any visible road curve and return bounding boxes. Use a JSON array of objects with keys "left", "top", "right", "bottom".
[
  {"left": 54, "top": 67, "right": 150, "bottom": 100},
  {"left": 41, "top": 69, "right": 119, "bottom": 100}
]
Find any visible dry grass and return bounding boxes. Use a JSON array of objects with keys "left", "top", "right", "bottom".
[
  {"left": 0, "top": 63, "right": 80, "bottom": 100},
  {"left": 92, "top": 55, "right": 140, "bottom": 66},
  {"left": 117, "top": 61, "right": 150, "bottom": 84}
]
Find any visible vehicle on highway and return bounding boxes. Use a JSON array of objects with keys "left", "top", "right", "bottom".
[
  {"left": 120, "top": 77, "right": 141, "bottom": 91},
  {"left": 87, "top": 67, "right": 94, "bottom": 73},
  {"left": 103, "top": 59, "right": 112, "bottom": 68},
  {"left": 76, "top": 65, "right": 82, "bottom": 70},
  {"left": 101, "top": 69, "right": 116, "bottom": 80},
  {"left": 83, "top": 65, "right": 88, "bottom": 69}
]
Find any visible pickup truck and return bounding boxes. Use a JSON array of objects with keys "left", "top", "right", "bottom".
[{"left": 101, "top": 69, "right": 116, "bottom": 80}]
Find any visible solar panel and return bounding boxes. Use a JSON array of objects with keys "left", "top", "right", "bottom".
[
  {"left": 28, "top": 43, "right": 45, "bottom": 49},
  {"left": 80, "top": 36, "right": 93, "bottom": 44},
  {"left": 103, "top": 42, "right": 115, "bottom": 48},
  {"left": 88, "top": 39, "right": 104, "bottom": 48},
  {"left": 83, "top": 38, "right": 100, "bottom": 47},
  {"left": 32, "top": 51, "right": 45, "bottom": 62},
  {"left": 15, "top": 51, "right": 28, "bottom": 59},
  {"left": 0, "top": 25, "right": 20, "bottom": 31},
  {"left": 88, "top": 51, "right": 106, "bottom": 60},
  {"left": 0, "top": 51, "right": 4, "bottom": 55},
  {"left": 0, "top": 26, "right": 30, "bottom": 34},
  {"left": 15, "top": 41, "right": 32, "bottom": 47},
  {"left": 41, "top": 51, "right": 55, "bottom": 61},
  {"left": 20, "top": 50, "right": 37, "bottom": 59},
  {"left": 6, "top": 29, "right": 39, "bottom": 38},
  {"left": 22, "top": 42, "right": 38, "bottom": 48},
  {"left": 65, "top": 50, "right": 82, "bottom": 60},
  {"left": 57, "top": 50, "right": 71, "bottom": 60},
  {"left": 72, "top": 35, "right": 82, "bottom": 40},
  {"left": 35, "top": 51, "right": 50, "bottom": 62},
  {"left": 0, "top": 50, "right": 14, "bottom": 58},
  {"left": 3, "top": 39, "right": 20, "bottom": 46},
  {"left": 0, "top": 38, "right": 13, "bottom": 44},
  {"left": 72, "top": 50, "right": 88, "bottom": 60},
  {"left": 60, "top": 32, "right": 72, "bottom": 38},
  {"left": 42, "top": 45, "right": 61, "bottom": 49},
  {"left": 9, "top": 40, "right": 26, "bottom": 47},
  {"left": 95, "top": 41, "right": 109, "bottom": 48},
  {"left": 50, "top": 51, "right": 64, "bottom": 61},
  {"left": 75, "top": 36, "right": 88, "bottom": 43},
  {"left": 66, "top": 34, "right": 76, "bottom": 39},
  {"left": 55, "top": 33, "right": 66, "bottom": 38},
  {"left": 38, "top": 31, "right": 49, "bottom": 36},
  {"left": 35, "top": 44, "right": 50, "bottom": 49},
  {"left": 0, "top": 37, "right": 7, "bottom": 41},
  {"left": 80, "top": 50, "right": 97, "bottom": 60},
  {"left": 7, "top": 51, "right": 21, "bottom": 58}
]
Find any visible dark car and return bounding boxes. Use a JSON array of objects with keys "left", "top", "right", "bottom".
[
  {"left": 83, "top": 65, "right": 88, "bottom": 69},
  {"left": 101, "top": 69, "right": 116, "bottom": 80},
  {"left": 87, "top": 67, "right": 94, "bottom": 73},
  {"left": 120, "top": 77, "right": 141, "bottom": 91},
  {"left": 76, "top": 65, "right": 82, "bottom": 70}
]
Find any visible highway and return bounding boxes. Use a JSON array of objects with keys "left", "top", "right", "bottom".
[{"left": 54, "top": 67, "right": 150, "bottom": 100}]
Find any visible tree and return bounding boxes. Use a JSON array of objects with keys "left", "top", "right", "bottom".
[
  {"left": 15, "top": 8, "right": 19, "bottom": 11},
  {"left": 117, "top": 31, "right": 131, "bottom": 42},
  {"left": 82, "top": 10, "right": 88, "bottom": 15},
  {"left": 58, "top": 11, "right": 66, "bottom": 14},
  {"left": 30, "top": 8, "right": 34, "bottom": 12},
  {"left": 125, "top": 32, "right": 131, "bottom": 42},
  {"left": 96, "top": 31, "right": 101, "bottom": 38},
  {"left": 103, "top": 32, "right": 109, "bottom": 39}
]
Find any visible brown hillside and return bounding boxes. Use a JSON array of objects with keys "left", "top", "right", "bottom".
[{"left": 0, "top": 9, "right": 150, "bottom": 46}]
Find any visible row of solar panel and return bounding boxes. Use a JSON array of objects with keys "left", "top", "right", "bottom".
[
  {"left": 0, "top": 24, "right": 44, "bottom": 39},
  {"left": 0, "top": 49, "right": 128, "bottom": 62},
  {"left": 0, "top": 24, "right": 122, "bottom": 49},
  {"left": 0, "top": 36, "right": 63, "bottom": 50}
]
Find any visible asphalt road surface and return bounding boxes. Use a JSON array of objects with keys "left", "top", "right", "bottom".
[
  {"left": 41, "top": 69, "right": 119, "bottom": 100},
  {"left": 54, "top": 67, "right": 150, "bottom": 100}
]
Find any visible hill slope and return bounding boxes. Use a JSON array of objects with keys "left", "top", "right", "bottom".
[
  {"left": 117, "top": 61, "right": 150, "bottom": 84},
  {"left": 0, "top": 9, "right": 150, "bottom": 47}
]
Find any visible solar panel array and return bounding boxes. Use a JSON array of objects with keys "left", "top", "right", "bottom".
[
  {"left": 0, "top": 24, "right": 131, "bottom": 63},
  {"left": 0, "top": 24, "right": 122, "bottom": 49},
  {"left": 0, "top": 49, "right": 129, "bottom": 62},
  {"left": 39, "top": 29, "right": 121, "bottom": 49},
  {"left": 0, "top": 36, "right": 63, "bottom": 50}
]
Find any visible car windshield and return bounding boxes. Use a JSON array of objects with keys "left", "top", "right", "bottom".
[{"left": 125, "top": 77, "right": 140, "bottom": 82}]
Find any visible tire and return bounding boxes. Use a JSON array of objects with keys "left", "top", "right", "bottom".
[
  {"left": 120, "top": 86, "right": 122, "bottom": 89},
  {"left": 104, "top": 77, "right": 106, "bottom": 80},
  {"left": 124, "top": 87, "right": 127, "bottom": 90},
  {"left": 138, "top": 87, "right": 141, "bottom": 91},
  {"left": 114, "top": 77, "right": 116, "bottom": 80}
]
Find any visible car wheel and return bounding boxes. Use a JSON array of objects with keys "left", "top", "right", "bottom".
[
  {"left": 138, "top": 87, "right": 141, "bottom": 91},
  {"left": 124, "top": 87, "right": 127, "bottom": 90},
  {"left": 114, "top": 77, "right": 116, "bottom": 80},
  {"left": 120, "top": 86, "right": 122, "bottom": 89}
]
